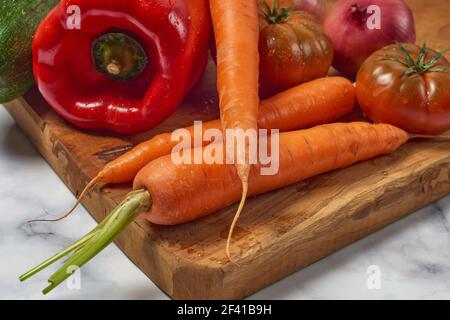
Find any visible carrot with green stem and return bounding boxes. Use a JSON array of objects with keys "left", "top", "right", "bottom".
[
  {"left": 34, "top": 77, "right": 355, "bottom": 222},
  {"left": 22, "top": 122, "right": 428, "bottom": 294}
]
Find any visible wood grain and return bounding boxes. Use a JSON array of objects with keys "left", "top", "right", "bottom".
[{"left": 4, "top": 0, "right": 450, "bottom": 299}]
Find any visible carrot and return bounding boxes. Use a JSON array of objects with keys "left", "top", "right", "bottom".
[
  {"left": 39, "top": 77, "right": 354, "bottom": 223},
  {"left": 133, "top": 122, "right": 409, "bottom": 225},
  {"left": 103, "top": 77, "right": 354, "bottom": 184},
  {"left": 209, "top": 0, "right": 261, "bottom": 260},
  {"left": 22, "top": 122, "right": 416, "bottom": 293}
]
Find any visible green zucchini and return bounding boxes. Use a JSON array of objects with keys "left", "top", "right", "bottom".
[{"left": 0, "top": 0, "right": 58, "bottom": 103}]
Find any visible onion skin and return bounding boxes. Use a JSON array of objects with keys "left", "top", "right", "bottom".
[{"left": 324, "top": 0, "right": 416, "bottom": 77}]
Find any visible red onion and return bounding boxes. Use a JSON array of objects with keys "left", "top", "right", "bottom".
[
  {"left": 324, "top": 0, "right": 416, "bottom": 77},
  {"left": 292, "top": 0, "right": 326, "bottom": 21}
]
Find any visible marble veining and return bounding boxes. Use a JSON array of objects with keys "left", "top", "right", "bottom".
[{"left": 0, "top": 106, "right": 449, "bottom": 300}]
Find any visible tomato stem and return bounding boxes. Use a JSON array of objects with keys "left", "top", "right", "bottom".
[
  {"left": 384, "top": 43, "right": 450, "bottom": 77},
  {"left": 260, "top": 0, "right": 303, "bottom": 24}
]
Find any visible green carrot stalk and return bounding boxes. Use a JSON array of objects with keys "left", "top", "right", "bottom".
[{"left": 19, "top": 189, "right": 151, "bottom": 295}]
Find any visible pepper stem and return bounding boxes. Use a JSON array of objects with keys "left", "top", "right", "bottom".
[
  {"left": 106, "top": 61, "right": 122, "bottom": 76},
  {"left": 92, "top": 33, "right": 148, "bottom": 81},
  {"left": 19, "top": 189, "right": 151, "bottom": 295}
]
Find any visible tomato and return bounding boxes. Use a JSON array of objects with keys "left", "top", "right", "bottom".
[
  {"left": 259, "top": 1, "right": 333, "bottom": 98},
  {"left": 356, "top": 43, "right": 450, "bottom": 135}
]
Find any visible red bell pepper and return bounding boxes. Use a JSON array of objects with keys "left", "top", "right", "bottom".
[{"left": 32, "top": 0, "right": 211, "bottom": 134}]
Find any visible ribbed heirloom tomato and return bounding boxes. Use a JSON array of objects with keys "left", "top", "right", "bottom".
[
  {"left": 258, "top": 0, "right": 333, "bottom": 98},
  {"left": 356, "top": 43, "right": 450, "bottom": 134}
]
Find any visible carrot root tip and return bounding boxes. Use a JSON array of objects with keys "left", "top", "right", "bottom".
[
  {"left": 27, "top": 177, "right": 100, "bottom": 223},
  {"left": 226, "top": 178, "right": 249, "bottom": 266}
]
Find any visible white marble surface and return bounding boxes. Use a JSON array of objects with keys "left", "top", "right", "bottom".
[{"left": 0, "top": 105, "right": 449, "bottom": 300}]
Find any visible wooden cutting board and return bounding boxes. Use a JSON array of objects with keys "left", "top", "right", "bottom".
[{"left": 4, "top": 0, "right": 450, "bottom": 299}]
